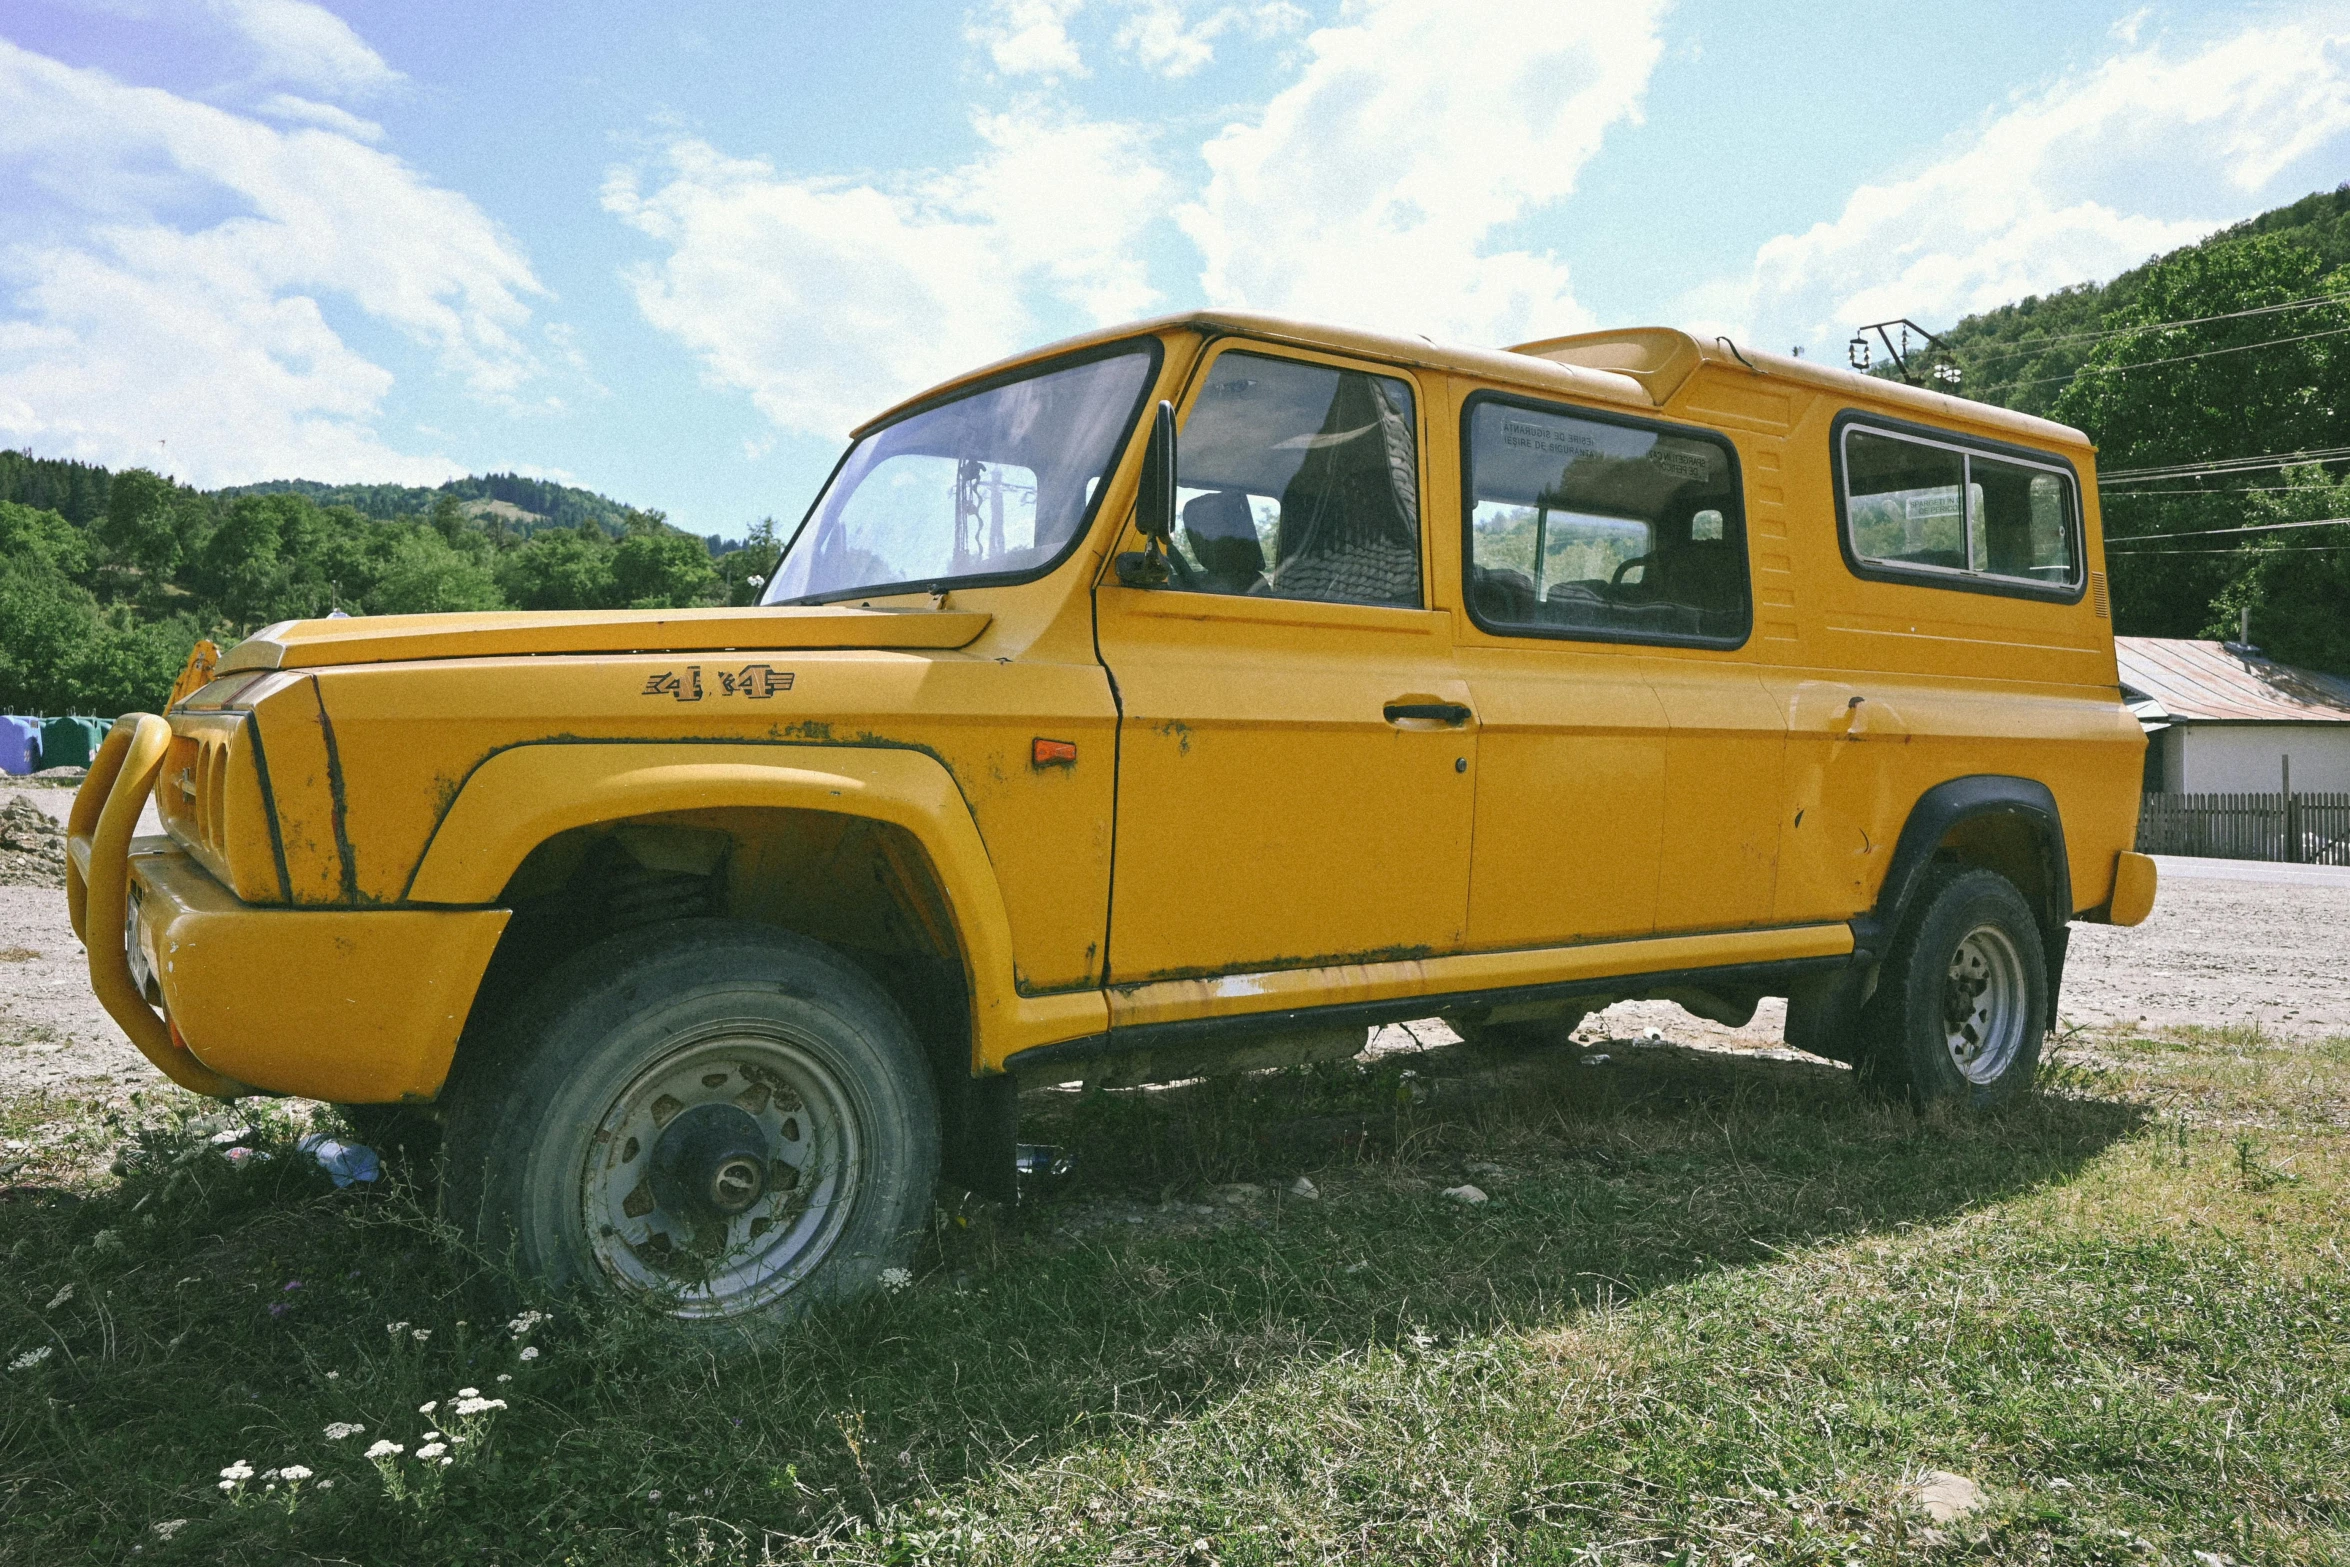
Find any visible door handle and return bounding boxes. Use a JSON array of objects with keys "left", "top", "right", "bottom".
[{"left": 1384, "top": 702, "right": 1472, "bottom": 725}]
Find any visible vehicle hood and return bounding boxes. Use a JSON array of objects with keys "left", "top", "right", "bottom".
[{"left": 214, "top": 604, "right": 994, "bottom": 673}]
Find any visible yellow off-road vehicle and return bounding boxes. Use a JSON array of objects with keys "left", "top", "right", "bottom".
[{"left": 70, "top": 313, "right": 2158, "bottom": 1319}]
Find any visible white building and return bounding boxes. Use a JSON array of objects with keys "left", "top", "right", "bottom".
[{"left": 2119, "top": 636, "right": 2350, "bottom": 795}]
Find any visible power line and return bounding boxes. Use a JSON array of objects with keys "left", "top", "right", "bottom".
[
  {"left": 2109, "top": 516, "right": 2350, "bottom": 542},
  {"left": 2004, "top": 322, "right": 2350, "bottom": 390},
  {"left": 2104, "top": 480, "right": 2350, "bottom": 497},
  {"left": 2106, "top": 542, "right": 2350, "bottom": 557},
  {"left": 1959, "top": 292, "right": 2350, "bottom": 365},
  {"left": 2102, "top": 444, "right": 2350, "bottom": 482}
]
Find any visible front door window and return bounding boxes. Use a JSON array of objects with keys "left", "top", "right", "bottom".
[{"left": 1166, "top": 352, "right": 1422, "bottom": 608}]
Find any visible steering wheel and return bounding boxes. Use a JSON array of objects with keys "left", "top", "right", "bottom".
[{"left": 1611, "top": 553, "right": 1656, "bottom": 589}]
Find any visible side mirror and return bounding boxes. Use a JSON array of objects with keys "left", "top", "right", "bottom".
[
  {"left": 1137, "top": 399, "right": 1176, "bottom": 543},
  {"left": 1116, "top": 400, "right": 1179, "bottom": 587}
]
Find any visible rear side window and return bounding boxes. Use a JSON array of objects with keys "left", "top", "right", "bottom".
[
  {"left": 1462, "top": 395, "right": 1750, "bottom": 646},
  {"left": 1839, "top": 421, "right": 2081, "bottom": 596}
]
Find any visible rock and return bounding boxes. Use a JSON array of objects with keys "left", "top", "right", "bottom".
[
  {"left": 1441, "top": 1184, "right": 1488, "bottom": 1206},
  {"left": 1287, "top": 1176, "right": 1319, "bottom": 1200},
  {"left": 1911, "top": 1469, "right": 1986, "bottom": 1522},
  {"left": 0, "top": 798, "right": 67, "bottom": 888},
  {"left": 1580, "top": 1053, "right": 1612, "bottom": 1067},
  {"left": 1208, "top": 1183, "right": 1261, "bottom": 1206}
]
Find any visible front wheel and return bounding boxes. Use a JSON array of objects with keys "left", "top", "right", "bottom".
[
  {"left": 1856, "top": 866, "right": 2048, "bottom": 1110},
  {"left": 440, "top": 920, "right": 939, "bottom": 1322}
]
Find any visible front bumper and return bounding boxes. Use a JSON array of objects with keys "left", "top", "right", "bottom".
[{"left": 70, "top": 714, "right": 509, "bottom": 1101}]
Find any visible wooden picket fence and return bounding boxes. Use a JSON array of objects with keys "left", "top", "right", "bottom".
[{"left": 2137, "top": 791, "right": 2350, "bottom": 865}]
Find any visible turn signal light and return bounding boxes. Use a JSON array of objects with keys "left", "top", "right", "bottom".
[{"left": 1032, "top": 738, "right": 1078, "bottom": 767}]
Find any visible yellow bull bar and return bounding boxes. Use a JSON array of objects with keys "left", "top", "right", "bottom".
[{"left": 66, "top": 714, "right": 247, "bottom": 1098}]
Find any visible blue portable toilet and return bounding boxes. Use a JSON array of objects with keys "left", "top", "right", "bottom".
[
  {"left": 0, "top": 717, "right": 39, "bottom": 776},
  {"left": 39, "top": 716, "right": 106, "bottom": 771}
]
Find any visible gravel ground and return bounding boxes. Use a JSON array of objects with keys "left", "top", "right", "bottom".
[{"left": 3, "top": 778, "right": 2342, "bottom": 1102}]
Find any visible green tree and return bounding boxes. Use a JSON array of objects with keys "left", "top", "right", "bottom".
[
  {"left": 498, "top": 525, "right": 617, "bottom": 610},
  {"left": 717, "top": 517, "right": 784, "bottom": 605},
  {"left": 2050, "top": 236, "right": 2350, "bottom": 656},
  {"left": 95, "top": 467, "right": 196, "bottom": 585},
  {"left": 369, "top": 529, "right": 506, "bottom": 615},
  {"left": 611, "top": 529, "right": 717, "bottom": 608}
]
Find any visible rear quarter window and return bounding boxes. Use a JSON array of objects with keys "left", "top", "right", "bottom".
[{"left": 1833, "top": 413, "right": 2084, "bottom": 602}]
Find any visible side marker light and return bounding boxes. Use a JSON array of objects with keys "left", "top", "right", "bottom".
[{"left": 1032, "top": 738, "right": 1078, "bottom": 767}]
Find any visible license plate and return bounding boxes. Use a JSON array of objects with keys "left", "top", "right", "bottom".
[{"left": 124, "top": 883, "right": 156, "bottom": 1001}]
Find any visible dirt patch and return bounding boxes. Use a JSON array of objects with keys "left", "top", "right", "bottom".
[{"left": 0, "top": 796, "right": 67, "bottom": 888}]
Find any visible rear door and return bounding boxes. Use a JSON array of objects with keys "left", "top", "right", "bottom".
[{"left": 1094, "top": 343, "right": 1477, "bottom": 982}]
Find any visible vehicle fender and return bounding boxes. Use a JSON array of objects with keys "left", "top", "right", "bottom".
[
  {"left": 405, "top": 741, "right": 1064, "bottom": 1065},
  {"left": 1865, "top": 774, "right": 2072, "bottom": 953},
  {"left": 1788, "top": 774, "right": 2069, "bottom": 1060}
]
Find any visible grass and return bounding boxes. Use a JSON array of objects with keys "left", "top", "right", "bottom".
[{"left": 0, "top": 1023, "right": 2344, "bottom": 1565}]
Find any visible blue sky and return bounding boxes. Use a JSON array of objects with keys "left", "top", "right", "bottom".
[{"left": 4, "top": 1, "right": 2349, "bottom": 540}]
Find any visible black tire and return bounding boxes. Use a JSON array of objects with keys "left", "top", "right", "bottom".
[
  {"left": 1855, "top": 865, "right": 2048, "bottom": 1110},
  {"left": 439, "top": 919, "right": 939, "bottom": 1323},
  {"left": 334, "top": 1103, "right": 441, "bottom": 1168}
]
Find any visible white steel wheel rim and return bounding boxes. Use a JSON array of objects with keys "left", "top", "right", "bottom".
[
  {"left": 1943, "top": 923, "right": 2028, "bottom": 1085},
  {"left": 579, "top": 1025, "right": 862, "bottom": 1319}
]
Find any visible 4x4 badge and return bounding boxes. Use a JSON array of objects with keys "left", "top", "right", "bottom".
[{"left": 640, "top": 664, "right": 795, "bottom": 702}]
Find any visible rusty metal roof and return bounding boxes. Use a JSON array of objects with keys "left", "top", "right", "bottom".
[{"left": 2116, "top": 636, "right": 2350, "bottom": 724}]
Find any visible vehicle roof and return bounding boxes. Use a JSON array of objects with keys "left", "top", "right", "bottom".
[{"left": 855, "top": 311, "right": 2095, "bottom": 454}]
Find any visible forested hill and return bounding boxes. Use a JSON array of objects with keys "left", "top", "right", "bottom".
[
  {"left": 1932, "top": 186, "right": 2350, "bottom": 417},
  {"left": 1882, "top": 185, "right": 2350, "bottom": 677},
  {"left": 0, "top": 451, "right": 782, "bottom": 716},
  {"left": 214, "top": 473, "right": 637, "bottom": 537},
  {"left": 0, "top": 455, "right": 647, "bottom": 541}
]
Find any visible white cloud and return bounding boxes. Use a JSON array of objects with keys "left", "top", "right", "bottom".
[
  {"left": 1702, "top": 18, "right": 2350, "bottom": 349},
  {"left": 1177, "top": 0, "right": 1666, "bottom": 346},
  {"left": 0, "top": 38, "right": 543, "bottom": 486},
  {"left": 254, "top": 92, "right": 385, "bottom": 142},
  {"left": 1115, "top": 1, "right": 1306, "bottom": 79},
  {"left": 968, "top": 0, "right": 1091, "bottom": 79},
  {"left": 208, "top": 0, "right": 403, "bottom": 97},
  {"left": 605, "top": 111, "right": 1166, "bottom": 438}
]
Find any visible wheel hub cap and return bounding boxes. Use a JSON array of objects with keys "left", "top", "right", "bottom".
[
  {"left": 649, "top": 1103, "right": 770, "bottom": 1218},
  {"left": 1943, "top": 923, "right": 2027, "bottom": 1085}
]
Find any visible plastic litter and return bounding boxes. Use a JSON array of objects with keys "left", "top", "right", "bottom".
[
  {"left": 1014, "top": 1143, "right": 1071, "bottom": 1180},
  {"left": 298, "top": 1133, "right": 382, "bottom": 1187}
]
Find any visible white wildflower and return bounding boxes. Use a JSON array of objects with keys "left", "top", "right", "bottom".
[
  {"left": 495, "top": 1374, "right": 512, "bottom": 1383},
  {"left": 507, "top": 1309, "right": 547, "bottom": 1336},
  {"left": 410, "top": 1328, "right": 430, "bottom": 1342},
  {"left": 385, "top": 1320, "right": 409, "bottom": 1335},
  {"left": 414, "top": 1442, "right": 448, "bottom": 1460},
  {"left": 151, "top": 1520, "right": 188, "bottom": 1540},
  {"left": 316, "top": 1479, "right": 335, "bottom": 1491},
  {"left": 8, "top": 1346, "right": 53, "bottom": 1371},
  {"left": 438, "top": 1456, "right": 454, "bottom": 1467},
  {"left": 418, "top": 1400, "right": 437, "bottom": 1415},
  {"left": 518, "top": 1346, "right": 539, "bottom": 1362},
  {"left": 453, "top": 1396, "right": 506, "bottom": 1416},
  {"left": 457, "top": 1386, "right": 480, "bottom": 1398},
  {"left": 324, "top": 1371, "right": 339, "bottom": 1380},
  {"left": 647, "top": 1490, "right": 662, "bottom": 1503},
  {"left": 323, "top": 1422, "right": 364, "bottom": 1441},
  {"left": 219, "top": 1461, "right": 254, "bottom": 1482},
  {"left": 278, "top": 1465, "right": 312, "bottom": 1482},
  {"left": 44, "top": 1284, "right": 73, "bottom": 1310},
  {"left": 363, "top": 1440, "right": 403, "bottom": 1460},
  {"left": 879, "top": 1266, "right": 913, "bottom": 1293}
]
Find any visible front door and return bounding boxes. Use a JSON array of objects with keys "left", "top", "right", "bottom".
[{"left": 1095, "top": 344, "right": 1477, "bottom": 983}]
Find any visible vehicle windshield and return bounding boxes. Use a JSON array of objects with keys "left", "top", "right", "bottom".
[{"left": 764, "top": 345, "right": 1159, "bottom": 604}]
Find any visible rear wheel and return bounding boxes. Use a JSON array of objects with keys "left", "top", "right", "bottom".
[
  {"left": 440, "top": 920, "right": 939, "bottom": 1322},
  {"left": 1857, "top": 866, "right": 2048, "bottom": 1110}
]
